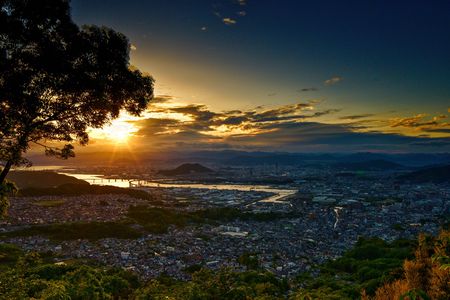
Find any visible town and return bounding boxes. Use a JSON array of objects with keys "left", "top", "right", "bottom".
[{"left": 1, "top": 164, "right": 448, "bottom": 281}]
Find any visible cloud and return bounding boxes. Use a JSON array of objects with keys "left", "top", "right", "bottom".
[
  {"left": 237, "top": 0, "right": 247, "bottom": 5},
  {"left": 298, "top": 87, "right": 318, "bottom": 92},
  {"left": 151, "top": 94, "right": 174, "bottom": 104},
  {"left": 169, "top": 104, "right": 219, "bottom": 122},
  {"left": 310, "top": 109, "right": 341, "bottom": 118},
  {"left": 222, "top": 17, "right": 237, "bottom": 25},
  {"left": 390, "top": 114, "right": 448, "bottom": 129},
  {"left": 324, "top": 76, "right": 343, "bottom": 86},
  {"left": 422, "top": 128, "right": 450, "bottom": 134},
  {"left": 339, "top": 114, "right": 375, "bottom": 120},
  {"left": 224, "top": 121, "right": 449, "bottom": 152},
  {"left": 119, "top": 100, "right": 450, "bottom": 152},
  {"left": 201, "top": 26, "right": 207, "bottom": 31},
  {"left": 222, "top": 116, "right": 249, "bottom": 125}
]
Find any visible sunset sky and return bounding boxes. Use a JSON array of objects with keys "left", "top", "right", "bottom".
[{"left": 69, "top": 0, "right": 450, "bottom": 152}]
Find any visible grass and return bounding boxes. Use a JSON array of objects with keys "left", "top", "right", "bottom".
[
  {"left": 33, "top": 199, "right": 66, "bottom": 207},
  {"left": 0, "top": 222, "right": 142, "bottom": 241}
]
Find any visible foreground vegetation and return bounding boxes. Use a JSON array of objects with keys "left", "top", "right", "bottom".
[
  {"left": 293, "top": 237, "right": 416, "bottom": 298},
  {"left": 0, "top": 230, "right": 448, "bottom": 299}
]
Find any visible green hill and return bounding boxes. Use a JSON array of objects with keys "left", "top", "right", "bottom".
[
  {"left": 158, "top": 163, "right": 213, "bottom": 176},
  {"left": 6, "top": 171, "right": 88, "bottom": 189},
  {"left": 398, "top": 164, "right": 450, "bottom": 183}
]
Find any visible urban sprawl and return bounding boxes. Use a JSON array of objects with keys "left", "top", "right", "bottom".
[{"left": 1, "top": 165, "right": 448, "bottom": 280}]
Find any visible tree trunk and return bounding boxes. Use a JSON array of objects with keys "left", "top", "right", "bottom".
[{"left": 0, "top": 160, "right": 12, "bottom": 184}]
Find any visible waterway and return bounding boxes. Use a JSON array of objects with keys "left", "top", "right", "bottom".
[{"left": 58, "top": 172, "right": 297, "bottom": 204}]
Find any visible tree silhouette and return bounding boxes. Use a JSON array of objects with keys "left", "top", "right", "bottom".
[{"left": 0, "top": 0, "right": 154, "bottom": 185}]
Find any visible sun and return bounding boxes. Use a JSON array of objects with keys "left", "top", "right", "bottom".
[{"left": 98, "top": 119, "right": 138, "bottom": 144}]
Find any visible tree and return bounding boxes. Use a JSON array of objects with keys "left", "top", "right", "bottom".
[
  {"left": 238, "top": 252, "right": 260, "bottom": 270},
  {"left": 372, "top": 230, "right": 450, "bottom": 300},
  {"left": 0, "top": 0, "right": 153, "bottom": 188}
]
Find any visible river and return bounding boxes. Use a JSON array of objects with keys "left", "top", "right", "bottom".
[{"left": 58, "top": 172, "right": 297, "bottom": 204}]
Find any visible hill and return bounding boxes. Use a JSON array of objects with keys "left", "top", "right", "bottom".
[
  {"left": 18, "top": 183, "right": 155, "bottom": 201},
  {"left": 158, "top": 163, "right": 213, "bottom": 176},
  {"left": 224, "top": 154, "right": 305, "bottom": 166},
  {"left": 334, "top": 159, "right": 405, "bottom": 171},
  {"left": 6, "top": 171, "right": 88, "bottom": 189},
  {"left": 397, "top": 164, "right": 450, "bottom": 183}
]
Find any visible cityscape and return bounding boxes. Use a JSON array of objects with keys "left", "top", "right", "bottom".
[{"left": 1, "top": 0, "right": 450, "bottom": 299}]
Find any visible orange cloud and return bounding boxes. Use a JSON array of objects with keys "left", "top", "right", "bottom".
[{"left": 222, "top": 17, "right": 237, "bottom": 25}]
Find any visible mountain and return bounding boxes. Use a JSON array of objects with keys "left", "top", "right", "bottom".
[
  {"left": 397, "top": 164, "right": 450, "bottom": 183},
  {"left": 338, "top": 152, "right": 450, "bottom": 167},
  {"left": 6, "top": 171, "right": 89, "bottom": 189},
  {"left": 224, "top": 154, "right": 305, "bottom": 166},
  {"left": 27, "top": 150, "right": 450, "bottom": 168},
  {"left": 334, "top": 159, "right": 405, "bottom": 171},
  {"left": 158, "top": 163, "right": 213, "bottom": 176}
]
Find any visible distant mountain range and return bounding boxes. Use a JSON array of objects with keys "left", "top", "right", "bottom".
[
  {"left": 7, "top": 171, "right": 88, "bottom": 189},
  {"left": 220, "top": 152, "right": 450, "bottom": 167},
  {"left": 397, "top": 165, "right": 450, "bottom": 183},
  {"left": 334, "top": 159, "right": 405, "bottom": 171},
  {"left": 27, "top": 150, "right": 450, "bottom": 168},
  {"left": 158, "top": 163, "right": 213, "bottom": 176},
  {"left": 224, "top": 154, "right": 305, "bottom": 166}
]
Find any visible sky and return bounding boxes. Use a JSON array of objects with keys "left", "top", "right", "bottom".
[{"left": 69, "top": 0, "right": 450, "bottom": 153}]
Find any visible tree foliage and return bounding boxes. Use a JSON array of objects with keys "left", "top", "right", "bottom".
[
  {"left": 0, "top": 180, "right": 16, "bottom": 218},
  {"left": 370, "top": 230, "right": 450, "bottom": 300},
  {"left": 0, "top": 0, "right": 154, "bottom": 183},
  {"left": 0, "top": 252, "right": 140, "bottom": 300}
]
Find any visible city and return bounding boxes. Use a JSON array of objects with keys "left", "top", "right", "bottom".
[
  {"left": 1, "top": 163, "right": 448, "bottom": 282},
  {"left": 1, "top": 0, "right": 449, "bottom": 298}
]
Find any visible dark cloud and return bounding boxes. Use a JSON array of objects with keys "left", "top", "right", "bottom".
[
  {"left": 390, "top": 114, "right": 448, "bottom": 130},
  {"left": 339, "top": 114, "right": 375, "bottom": 120},
  {"left": 132, "top": 118, "right": 181, "bottom": 136},
  {"left": 226, "top": 122, "right": 449, "bottom": 152},
  {"left": 422, "top": 128, "right": 450, "bottom": 134},
  {"left": 308, "top": 109, "right": 341, "bottom": 118},
  {"left": 130, "top": 102, "right": 450, "bottom": 152},
  {"left": 169, "top": 104, "right": 220, "bottom": 122},
  {"left": 222, "top": 116, "right": 249, "bottom": 125},
  {"left": 151, "top": 94, "right": 174, "bottom": 104},
  {"left": 223, "top": 109, "right": 243, "bottom": 114},
  {"left": 248, "top": 103, "right": 315, "bottom": 122},
  {"left": 298, "top": 87, "right": 318, "bottom": 92}
]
